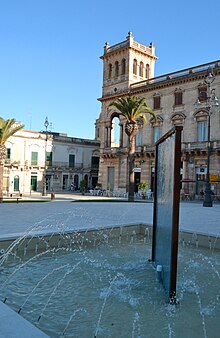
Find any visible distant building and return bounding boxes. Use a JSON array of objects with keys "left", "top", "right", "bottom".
[
  {"left": 95, "top": 32, "right": 220, "bottom": 197},
  {"left": 3, "top": 130, "right": 100, "bottom": 195}
]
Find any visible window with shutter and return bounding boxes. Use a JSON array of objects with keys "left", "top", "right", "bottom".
[
  {"left": 31, "top": 151, "right": 38, "bottom": 166},
  {"left": 69, "top": 154, "right": 75, "bottom": 168},
  {"left": 6, "top": 148, "right": 11, "bottom": 160},
  {"left": 197, "top": 121, "right": 207, "bottom": 141},
  {"left": 46, "top": 152, "right": 52, "bottom": 166},
  {"left": 174, "top": 91, "right": 183, "bottom": 106},
  {"left": 198, "top": 86, "right": 207, "bottom": 102},
  {"left": 153, "top": 127, "right": 161, "bottom": 143},
  {"left": 153, "top": 96, "right": 161, "bottom": 110}
]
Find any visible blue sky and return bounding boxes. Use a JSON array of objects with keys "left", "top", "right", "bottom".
[{"left": 0, "top": 0, "right": 220, "bottom": 139}]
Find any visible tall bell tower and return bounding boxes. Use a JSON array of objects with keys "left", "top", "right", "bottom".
[
  {"left": 96, "top": 33, "right": 158, "bottom": 191},
  {"left": 100, "top": 32, "right": 158, "bottom": 98}
]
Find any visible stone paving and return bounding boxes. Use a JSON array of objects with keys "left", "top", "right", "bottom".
[
  {"left": 0, "top": 192, "right": 220, "bottom": 238},
  {"left": 0, "top": 192, "right": 219, "bottom": 338}
]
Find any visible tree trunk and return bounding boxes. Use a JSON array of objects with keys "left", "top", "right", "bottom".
[
  {"left": 128, "top": 135, "right": 135, "bottom": 202},
  {"left": 0, "top": 163, "right": 3, "bottom": 202},
  {"left": 125, "top": 120, "right": 138, "bottom": 202},
  {"left": 0, "top": 145, "right": 7, "bottom": 202}
]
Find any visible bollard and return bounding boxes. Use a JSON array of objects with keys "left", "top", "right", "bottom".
[{"left": 156, "top": 264, "right": 163, "bottom": 282}]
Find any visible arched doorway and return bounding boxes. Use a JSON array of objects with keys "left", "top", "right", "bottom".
[
  {"left": 111, "top": 117, "right": 120, "bottom": 147},
  {"left": 84, "top": 175, "right": 88, "bottom": 189},
  {"left": 74, "top": 175, "right": 79, "bottom": 190}
]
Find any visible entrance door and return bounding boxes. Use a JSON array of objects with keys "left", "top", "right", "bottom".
[
  {"left": 63, "top": 175, "right": 68, "bottom": 190},
  {"left": 134, "top": 172, "right": 141, "bottom": 193},
  {"left": 14, "top": 176, "right": 20, "bottom": 191},
  {"left": 74, "top": 175, "right": 79, "bottom": 190},
  {"left": 31, "top": 176, "right": 37, "bottom": 191},
  {"left": 107, "top": 167, "right": 115, "bottom": 190}
]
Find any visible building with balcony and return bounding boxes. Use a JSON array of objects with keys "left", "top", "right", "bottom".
[
  {"left": 3, "top": 129, "right": 100, "bottom": 195},
  {"left": 95, "top": 32, "right": 220, "bottom": 197}
]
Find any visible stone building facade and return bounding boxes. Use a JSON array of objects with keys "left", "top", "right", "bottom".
[
  {"left": 95, "top": 32, "right": 220, "bottom": 197},
  {"left": 4, "top": 130, "right": 100, "bottom": 195}
]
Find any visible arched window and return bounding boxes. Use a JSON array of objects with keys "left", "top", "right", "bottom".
[
  {"left": 115, "top": 61, "right": 119, "bottom": 77},
  {"left": 139, "top": 62, "right": 144, "bottom": 77},
  {"left": 145, "top": 64, "right": 150, "bottom": 78},
  {"left": 111, "top": 116, "right": 120, "bottom": 147},
  {"left": 108, "top": 64, "right": 112, "bottom": 79},
  {"left": 74, "top": 174, "right": 79, "bottom": 190},
  {"left": 133, "top": 59, "right": 137, "bottom": 75},
  {"left": 171, "top": 112, "right": 186, "bottom": 126},
  {"left": 122, "top": 58, "right": 126, "bottom": 75}
]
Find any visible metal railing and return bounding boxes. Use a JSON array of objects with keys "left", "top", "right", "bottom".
[{"left": 182, "top": 141, "right": 218, "bottom": 151}]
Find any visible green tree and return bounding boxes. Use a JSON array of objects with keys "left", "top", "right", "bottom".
[
  {"left": 110, "top": 95, "right": 156, "bottom": 201},
  {"left": 0, "top": 118, "right": 24, "bottom": 201},
  {"left": 138, "top": 181, "right": 149, "bottom": 199},
  {"left": 80, "top": 179, "right": 87, "bottom": 195}
]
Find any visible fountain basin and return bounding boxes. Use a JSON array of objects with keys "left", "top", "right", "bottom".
[{"left": 0, "top": 224, "right": 219, "bottom": 338}]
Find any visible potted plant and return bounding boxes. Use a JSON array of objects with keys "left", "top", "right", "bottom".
[
  {"left": 80, "top": 179, "right": 87, "bottom": 195},
  {"left": 138, "top": 181, "right": 149, "bottom": 199}
]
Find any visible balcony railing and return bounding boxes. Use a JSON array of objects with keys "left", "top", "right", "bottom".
[
  {"left": 183, "top": 141, "right": 211, "bottom": 151},
  {"left": 4, "top": 159, "right": 21, "bottom": 166},
  {"left": 102, "top": 145, "right": 155, "bottom": 156},
  {"left": 46, "top": 162, "right": 83, "bottom": 169},
  {"left": 4, "top": 158, "right": 99, "bottom": 171}
]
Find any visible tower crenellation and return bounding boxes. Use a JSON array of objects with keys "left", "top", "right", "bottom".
[{"left": 100, "top": 32, "right": 158, "bottom": 97}]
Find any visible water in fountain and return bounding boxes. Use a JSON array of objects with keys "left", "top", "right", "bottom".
[{"left": 0, "top": 227, "right": 219, "bottom": 338}]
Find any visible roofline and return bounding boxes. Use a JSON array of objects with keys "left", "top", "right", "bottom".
[{"left": 98, "top": 59, "right": 220, "bottom": 102}]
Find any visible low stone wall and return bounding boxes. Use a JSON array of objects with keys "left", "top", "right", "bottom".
[{"left": 0, "top": 223, "right": 219, "bottom": 256}]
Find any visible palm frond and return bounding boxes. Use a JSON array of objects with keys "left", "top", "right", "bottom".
[
  {"left": 110, "top": 95, "right": 156, "bottom": 124},
  {"left": 0, "top": 118, "right": 24, "bottom": 144}
]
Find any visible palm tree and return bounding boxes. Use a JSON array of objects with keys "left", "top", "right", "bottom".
[
  {"left": 110, "top": 95, "right": 156, "bottom": 202},
  {"left": 0, "top": 118, "right": 24, "bottom": 201}
]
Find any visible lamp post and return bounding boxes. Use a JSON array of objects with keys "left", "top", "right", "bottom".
[
  {"left": 196, "top": 72, "right": 219, "bottom": 207},
  {"left": 42, "top": 116, "right": 49, "bottom": 196}
]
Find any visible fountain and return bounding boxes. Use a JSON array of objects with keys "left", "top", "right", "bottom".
[{"left": 0, "top": 222, "right": 219, "bottom": 338}]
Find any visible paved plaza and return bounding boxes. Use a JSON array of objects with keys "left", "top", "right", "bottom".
[
  {"left": 0, "top": 193, "right": 219, "bottom": 338},
  {"left": 0, "top": 192, "right": 220, "bottom": 239}
]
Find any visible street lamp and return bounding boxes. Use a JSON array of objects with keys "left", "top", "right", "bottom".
[
  {"left": 42, "top": 116, "right": 49, "bottom": 196},
  {"left": 196, "top": 72, "right": 219, "bottom": 207}
]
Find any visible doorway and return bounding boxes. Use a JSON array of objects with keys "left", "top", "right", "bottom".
[
  {"left": 134, "top": 172, "right": 141, "bottom": 193},
  {"left": 31, "top": 176, "right": 37, "bottom": 191},
  {"left": 62, "top": 175, "right": 68, "bottom": 190},
  {"left": 14, "top": 176, "right": 20, "bottom": 191},
  {"left": 107, "top": 167, "right": 115, "bottom": 190}
]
